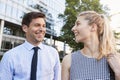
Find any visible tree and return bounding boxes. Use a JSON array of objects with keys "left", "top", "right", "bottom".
[
  {"left": 114, "top": 31, "right": 120, "bottom": 39},
  {"left": 114, "top": 31, "right": 120, "bottom": 53},
  {"left": 58, "top": 0, "right": 109, "bottom": 51}
]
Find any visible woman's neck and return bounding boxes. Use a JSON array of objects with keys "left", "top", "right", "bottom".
[{"left": 81, "top": 36, "right": 99, "bottom": 58}]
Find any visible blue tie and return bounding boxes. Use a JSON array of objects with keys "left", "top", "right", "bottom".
[{"left": 30, "top": 47, "right": 39, "bottom": 80}]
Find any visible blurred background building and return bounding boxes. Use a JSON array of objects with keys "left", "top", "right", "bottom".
[{"left": 0, "top": 0, "right": 68, "bottom": 56}]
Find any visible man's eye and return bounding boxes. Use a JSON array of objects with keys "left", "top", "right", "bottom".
[
  {"left": 34, "top": 24, "right": 40, "bottom": 27},
  {"left": 43, "top": 25, "right": 46, "bottom": 28}
]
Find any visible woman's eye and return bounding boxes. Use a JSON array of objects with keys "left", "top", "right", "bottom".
[{"left": 76, "top": 23, "right": 80, "bottom": 26}]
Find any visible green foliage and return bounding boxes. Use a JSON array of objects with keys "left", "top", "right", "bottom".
[
  {"left": 114, "top": 31, "right": 120, "bottom": 52},
  {"left": 58, "top": 0, "right": 109, "bottom": 51},
  {"left": 114, "top": 31, "right": 120, "bottom": 39}
]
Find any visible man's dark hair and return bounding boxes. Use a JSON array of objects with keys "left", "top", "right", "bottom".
[{"left": 22, "top": 12, "right": 46, "bottom": 26}]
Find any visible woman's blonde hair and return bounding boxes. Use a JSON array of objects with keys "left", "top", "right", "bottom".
[{"left": 78, "top": 11, "right": 116, "bottom": 59}]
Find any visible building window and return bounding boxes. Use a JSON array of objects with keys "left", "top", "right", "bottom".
[
  {"left": 4, "top": 21, "right": 25, "bottom": 37},
  {"left": 17, "top": 10, "right": 25, "bottom": 20},
  {"left": 0, "top": 2, "right": 6, "bottom": 14},
  {"left": 1, "top": 41, "right": 12, "bottom": 52},
  {"left": 3, "top": 27, "right": 11, "bottom": 35},
  {"left": 12, "top": 7, "right": 18, "bottom": 19},
  {"left": 28, "top": 0, "right": 35, "bottom": 8},
  {"left": 6, "top": 5, "right": 12, "bottom": 17},
  {"left": 19, "top": 0, "right": 24, "bottom": 4}
]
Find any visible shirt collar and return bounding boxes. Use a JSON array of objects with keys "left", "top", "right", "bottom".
[{"left": 23, "top": 41, "right": 44, "bottom": 51}]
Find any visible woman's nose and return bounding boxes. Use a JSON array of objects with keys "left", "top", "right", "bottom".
[{"left": 71, "top": 26, "right": 75, "bottom": 32}]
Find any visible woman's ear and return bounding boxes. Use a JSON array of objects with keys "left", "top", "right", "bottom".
[
  {"left": 90, "top": 23, "right": 97, "bottom": 32},
  {"left": 22, "top": 25, "right": 28, "bottom": 33}
]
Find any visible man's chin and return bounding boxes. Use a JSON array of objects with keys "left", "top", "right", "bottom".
[
  {"left": 37, "top": 39, "right": 44, "bottom": 42},
  {"left": 36, "top": 39, "right": 43, "bottom": 42},
  {"left": 33, "top": 38, "right": 42, "bottom": 42}
]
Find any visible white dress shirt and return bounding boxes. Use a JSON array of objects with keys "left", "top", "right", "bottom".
[{"left": 0, "top": 41, "right": 61, "bottom": 80}]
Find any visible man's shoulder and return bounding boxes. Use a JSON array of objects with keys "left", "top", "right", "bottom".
[
  {"left": 42, "top": 44, "right": 58, "bottom": 56},
  {"left": 4, "top": 43, "right": 24, "bottom": 54},
  {"left": 1, "top": 43, "right": 24, "bottom": 60},
  {"left": 42, "top": 43, "right": 57, "bottom": 50}
]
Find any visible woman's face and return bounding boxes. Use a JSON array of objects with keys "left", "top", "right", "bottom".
[{"left": 71, "top": 16, "right": 92, "bottom": 43}]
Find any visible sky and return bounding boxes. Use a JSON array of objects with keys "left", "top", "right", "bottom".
[{"left": 100, "top": 0, "right": 120, "bottom": 32}]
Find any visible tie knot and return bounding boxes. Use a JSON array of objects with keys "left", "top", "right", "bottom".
[{"left": 33, "top": 47, "right": 39, "bottom": 52}]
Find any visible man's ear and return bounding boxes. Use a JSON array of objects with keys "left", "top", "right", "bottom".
[
  {"left": 90, "top": 23, "right": 97, "bottom": 32},
  {"left": 22, "top": 25, "right": 28, "bottom": 33}
]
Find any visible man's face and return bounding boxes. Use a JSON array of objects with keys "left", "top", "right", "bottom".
[{"left": 22, "top": 18, "right": 46, "bottom": 45}]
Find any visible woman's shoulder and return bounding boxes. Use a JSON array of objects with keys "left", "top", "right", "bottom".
[
  {"left": 71, "top": 50, "right": 81, "bottom": 56},
  {"left": 62, "top": 54, "right": 71, "bottom": 63},
  {"left": 62, "top": 50, "right": 80, "bottom": 60},
  {"left": 62, "top": 54, "right": 71, "bottom": 69},
  {"left": 62, "top": 50, "right": 81, "bottom": 68}
]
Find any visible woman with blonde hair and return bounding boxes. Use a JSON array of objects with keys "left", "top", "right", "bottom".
[{"left": 62, "top": 11, "right": 120, "bottom": 80}]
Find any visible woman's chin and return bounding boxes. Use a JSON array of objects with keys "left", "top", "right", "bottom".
[
  {"left": 75, "top": 38, "right": 83, "bottom": 43},
  {"left": 75, "top": 39, "right": 80, "bottom": 43}
]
